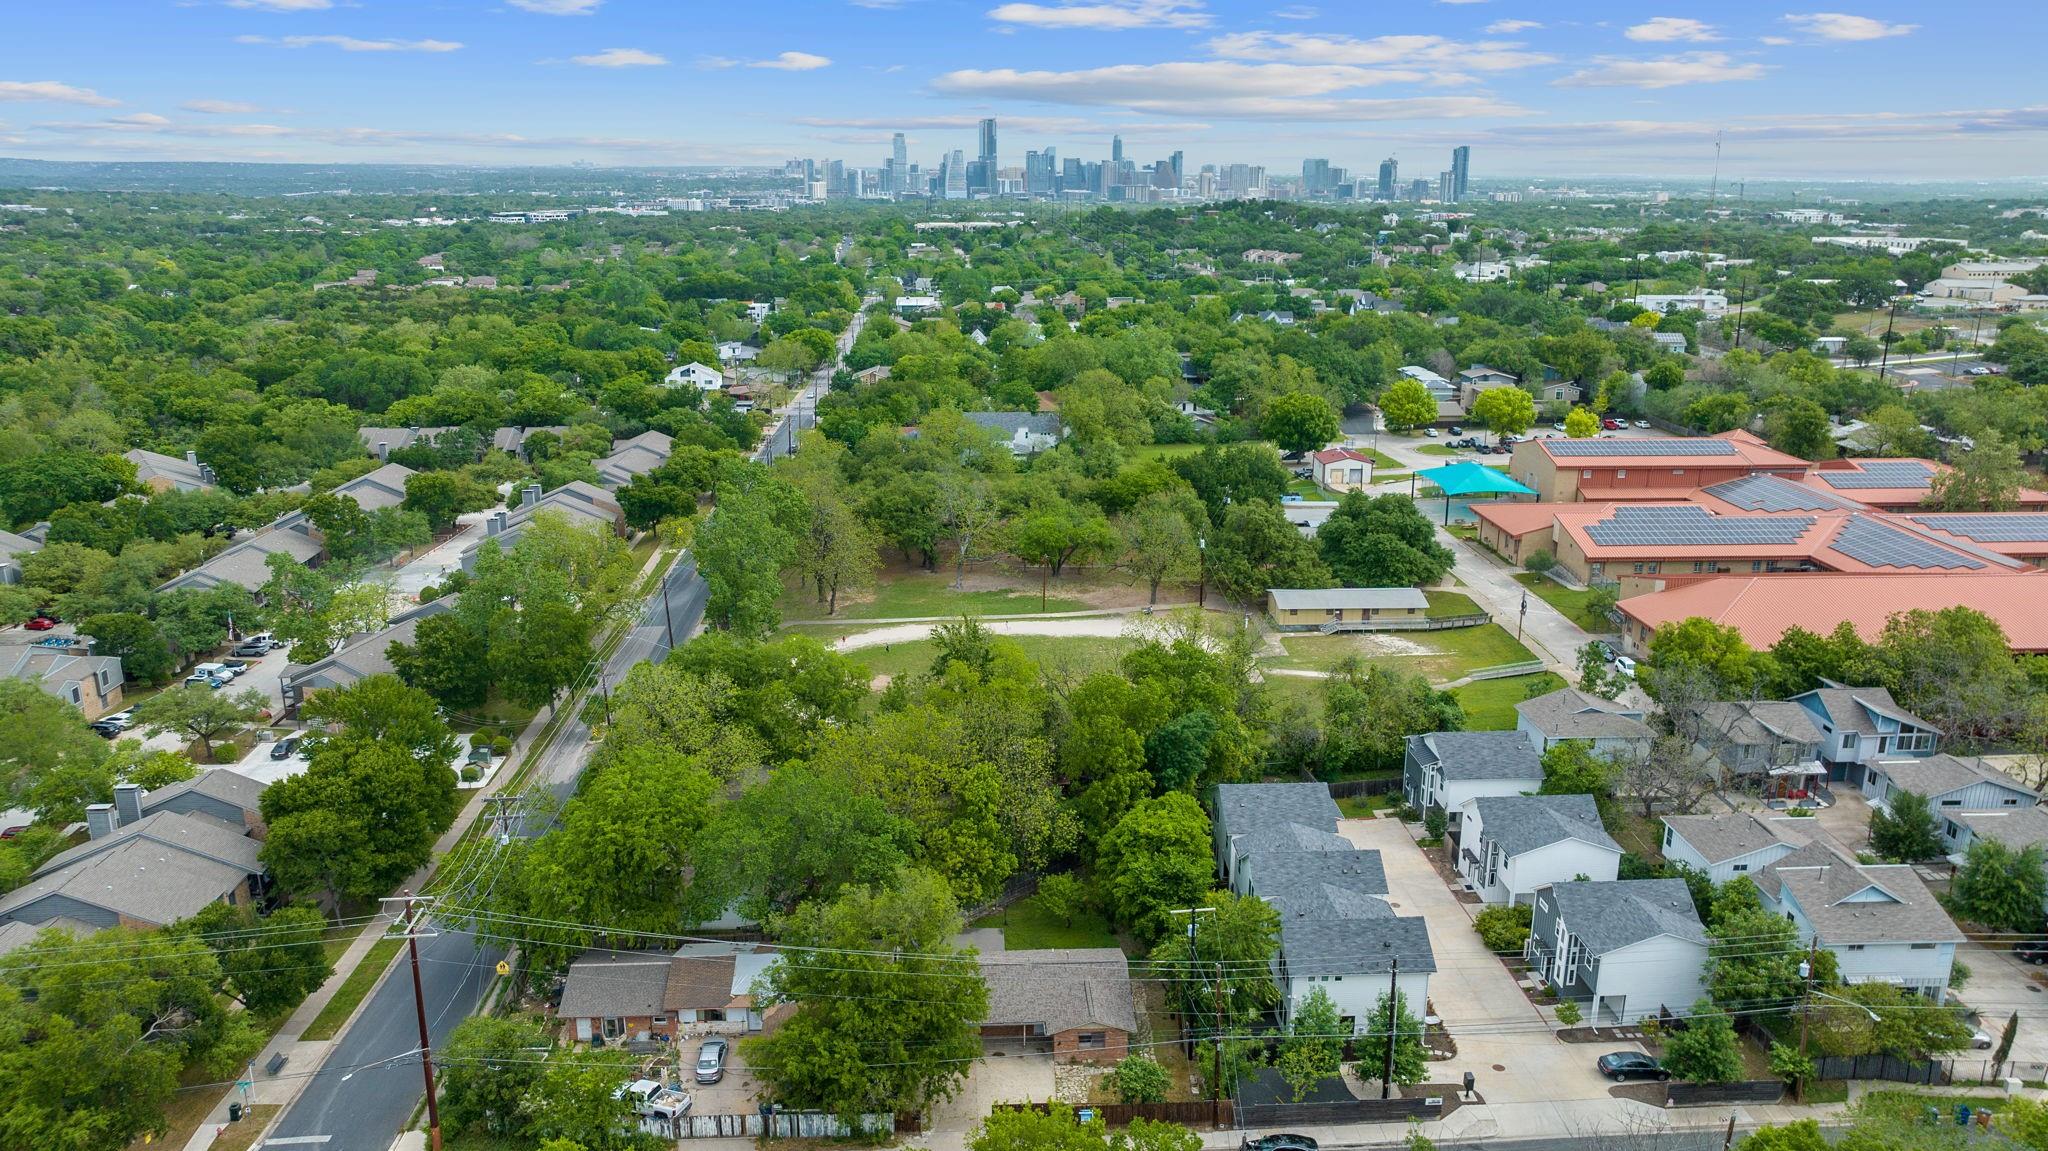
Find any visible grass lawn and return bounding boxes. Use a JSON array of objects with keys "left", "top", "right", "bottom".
[
  {"left": 210, "top": 1105, "right": 281, "bottom": 1151},
  {"left": 1130, "top": 440, "right": 1277, "bottom": 466},
  {"left": 453, "top": 694, "right": 540, "bottom": 736},
  {"left": 783, "top": 569, "right": 1093, "bottom": 621},
  {"left": 1600, "top": 801, "right": 1666, "bottom": 861},
  {"left": 1362, "top": 448, "right": 1404, "bottom": 471},
  {"left": 1336, "top": 791, "right": 1401, "bottom": 819},
  {"left": 1269, "top": 622, "right": 1535, "bottom": 684},
  {"left": 1415, "top": 444, "right": 1460, "bottom": 457},
  {"left": 970, "top": 894, "right": 1122, "bottom": 951},
  {"left": 1513, "top": 572, "right": 1611, "bottom": 632},
  {"left": 1858, "top": 1090, "right": 2008, "bottom": 1125},
  {"left": 1423, "top": 590, "right": 1482, "bottom": 619},
  {"left": 845, "top": 633, "right": 1137, "bottom": 684},
  {"left": 1285, "top": 478, "right": 1327, "bottom": 499},
  {"left": 301, "top": 935, "right": 404, "bottom": 1042},
  {"left": 133, "top": 1066, "right": 233, "bottom": 1151},
  {"left": 1452, "top": 671, "right": 1565, "bottom": 730}
]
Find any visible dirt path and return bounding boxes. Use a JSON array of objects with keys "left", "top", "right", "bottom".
[{"left": 829, "top": 616, "right": 1137, "bottom": 652}]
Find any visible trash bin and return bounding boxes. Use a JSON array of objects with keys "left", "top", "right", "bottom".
[{"left": 228, "top": 1103, "right": 244, "bottom": 1123}]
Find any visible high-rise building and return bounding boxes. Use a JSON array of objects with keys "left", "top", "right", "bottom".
[
  {"left": 978, "top": 118, "right": 998, "bottom": 165},
  {"left": 1111, "top": 135, "right": 1123, "bottom": 163},
  {"left": 1451, "top": 145, "right": 1470, "bottom": 202},
  {"left": 1302, "top": 158, "right": 1331, "bottom": 194},
  {"left": 891, "top": 133, "right": 908, "bottom": 193},
  {"left": 1377, "top": 157, "right": 1398, "bottom": 200},
  {"left": 1438, "top": 170, "right": 1454, "bottom": 202},
  {"left": 1024, "top": 149, "right": 1054, "bottom": 194},
  {"left": 1060, "top": 156, "right": 1084, "bottom": 193},
  {"left": 1169, "top": 150, "right": 1184, "bottom": 188},
  {"left": 1409, "top": 177, "right": 1431, "bottom": 201},
  {"left": 945, "top": 149, "right": 966, "bottom": 199}
]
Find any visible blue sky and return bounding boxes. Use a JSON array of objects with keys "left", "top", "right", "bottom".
[{"left": 2, "top": 1, "right": 2043, "bottom": 179}]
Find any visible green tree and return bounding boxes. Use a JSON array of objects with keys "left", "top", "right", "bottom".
[
  {"left": 1647, "top": 617, "right": 1771, "bottom": 700},
  {"left": 387, "top": 611, "right": 494, "bottom": 710},
  {"left": 1322, "top": 659, "right": 1464, "bottom": 776},
  {"left": 696, "top": 486, "right": 795, "bottom": 638},
  {"left": 1563, "top": 407, "right": 1601, "bottom": 439},
  {"left": 1538, "top": 740, "right": 1615, "bottom": 798},
  {"left": 1764, "top": 396, "right": 1836, "bottom": 461},
  {"left": 523, "top": 1044, "right": 643, "bottom": 1151},
  {"left": 1146, "top": 890, "right": 1282, "bottom": 1031},
  {"left": 1705, "top": 879, "right": 1804, "bottom": 1009},
  {"left": 1736, "top": 1120, "right": 1831, "bottom": 1151},
  {"left": 1206, "top": 500, "right": 1332, "bottom": 605},
  {"left": 1769, "top": 1041, "right": 1816, "bottom": 1098},
  {"left": 1471, "top": 386, "right": 1536, "bottom": 441},
  {"left": 1869, "top": 790, "right": 1944, "bottom": 862},
  {"left": 1262, "top": 391, "right": 1341, "bottom": 456},
  {"left": 1096, "top": 793, "right": 1213, "bottom": 940},
  {"left": 1358, "top": 990, "right": 1428, "bottom": 1088},
  {"left": 401, "top": 471, "right": 485, "bottom": 533},
  {"left": 746, "top": 870, "right": 988, "bottom": 1123},
  {"left": 1663, "top": 1001, "right": 1743, "bottom": 1082},
  {"left": 1927, "top": 429, "right": 2026, "bottom": 511},
  {"left": 1553, "top": 998, "right": 1582, "bottom": 1027},
  {"left": 1378, "top": 379, "right": 1437, "bottom": 432},
  {"left": 1279, "top": 986, "right": 1347, "bottom": 1102},
  {"left": 1316, "top": 492, "right": 1455, "bottom": 589},
  {"left": 1034, "top": 872, "right": 1086, "bottom": 927},
  {"left": 1111, "top": 1055, "right": 1171, "bottom": 1104},
  {"left": 1116, "top": 495, "right": 1201, "bottom": 605},
  {"left": 1473, "top": 904, "right": 1533, "bottom": 952},
  {"left": 176, "top": 903, "right": 332, "bottom": 1017},
  {"left": 439, "top": 1015, "right": 551, "bottom": 1139},
  {"left": 79, "top": 613, "right": 175, "bottom": 685},
  {"left": 134, "top": 684, "right": 264, "bottom": 762},
  {"left": 1576, "top": 642, "right": 1625, "bottom": 700},
  {"left": 1950, "top": 839, "right": 2048, "bottom": 932},
  {"left": 1011, "top": 499, "right": 1117, "bottom": 595}
]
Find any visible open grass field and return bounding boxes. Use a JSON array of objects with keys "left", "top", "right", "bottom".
[
  {"left": 969, "top": 895, "right": 1122, "bottom": 951},
  {"left": 1269, "top": 622, "right": 1536, "bottom": 683},
  {"left": 845, "top": 633, "right": 1137, "bottom": 684},
  {"left": 1423, "top": 590, "right": 1482, "bottom": 618},
  {"left": 1451, "top": 671, "right": 1566, "bottom": 730},
  {"left": 210, "top": 1105, "right": 281, "bottom": 1151},
  {"left": 1513, "top": 572, "right": 1611, "bottom": 632}
]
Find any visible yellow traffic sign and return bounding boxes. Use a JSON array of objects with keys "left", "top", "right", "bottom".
[{"left": 495, "top": 960, "right": 511, "bottom": 977}]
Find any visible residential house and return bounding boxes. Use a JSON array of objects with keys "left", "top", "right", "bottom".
[
  {"left": 155, "top": 521, "right": 323, "bottom": 595},
  {"left": 0, "top": 639, "right": 124, "bottom": 720},
  {"left": 716, "top": 341, "right": 758, "bottom": 364},
  {"left": 0, "top": 528, "right": 40, "bottom": 584},
  {"left": 124, "top": 448, "right": 215, "bottom": 493},
  {"left": 558, "top": 943, "right": 785, "bottom": 1044},
  {"left": 978, "top": 948, "right": 1138, "bottom": 1063},
  {"left": 1692, "top": 701, "right": 1826, "bottom": 800},
  {"left": 327, "top": 463, "right": 415, "bottom": 513},
  {"left": 1310, "top": 447, "right": 1374, "bottom": 492},
  {"left": 1863, "top": 754, "right": 2036, "bottom": 818},
  {"left": 1456, "top": 370, "right": 1521, "bottom": 412},
  {"left": 460, "top": 482, "right": 627, "bottom": 571},
  {"left": 1265, "top": 588, "right": 1428, "bottom": 632},
  {"left": 1533, "top": 379, "right": 1584, "bottom": 407},
  {"left": 663, "top": 362, "right": 723, "bottom": 391},
  {"left": 1456, "top": 794, "right": 1622, "bottom": 905},
  {"left": 1650, "top": 332, "right": 1689, "bottom": 355},
  {"left": 1398, "top": 366, "right": 1456, "bottom": 402},
  {"left": 1942, "top": 810, "right": 2048, "bottom": 909},
  {"left": 357, "top": 427, "right": 451, "bottom": 460},
  {"left": 1752, "top": 841, "right": 1963, "bottom": 1002},
  {"left": 0, "top": 780, "right": 266, "bottom": 932},
  {"left": 1402, "top": 731, "right": 1546, "bottom": 817},
  {"left": 1213, "top": 783, "right": 1434, "bottom": 1031},
  {"left": 135, "top": 769, "right": 268, "bottom": 836},
  {"left": 1525, "top": 879, "right": 1709, "bottom": 1024},
  {"left": 853, "top": 365, "right": 892, "bottom": 387},
  {"left": 1659, "top": 812, "right": 1813, "bottom": 883},
  {"left": 1514, "top": 687, "right": 1653, "bottom": 758},
  {"left": 281, "top": 599, "right": 457, "bottom": 713},
  {"left": 594, "top": 431, "right": 674, "bottom": 489},
  {"left": 964, "top": 412, "right": 1063, "bottom": 456},
  {"left": 490, "top": 425, "right": 569, "bottom": 458},
  {"left": 1789, "top": 682, "right": 1940, "bottom": 789}
]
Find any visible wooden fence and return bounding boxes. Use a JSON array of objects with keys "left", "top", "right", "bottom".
[
  {"left": 1665, "top": 1081, "right": 1785, "bottom": 1107},
  {"left": 994, "top": 1100, "right": 1232, "bottom": 1128},
  {"left": 659, "top": 1110, "right": 908, "bottom": 1140},
  {"left": 1464, "top": 659, "right": 1546, "bottom": 682},
  {"left": 1235, "top": 1097, "right": 1443, "bottom": 1127}
]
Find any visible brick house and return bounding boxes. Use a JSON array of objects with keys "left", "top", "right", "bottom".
[{"left": 978, "top": 948, "right": 1137, "bottom": 1064}]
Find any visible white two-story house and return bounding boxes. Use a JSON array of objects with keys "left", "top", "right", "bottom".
[
  {"left": 1863, "top": 754, "right": 2037, "bottom": 820},
  {"left": 1791, "top": 681, "right": 1941, "bottom": 789},
  {"left": 1402, "top": 731, "right": 1545, "bottom": 818},
  {"left": 1659, "top": 812, "right": 1814, "bottom": 884},
  {"left": 1457, "top": 794, "right": 1622, "bottom": 905},
  {"left": 1525, "top": 879, "right": 1709, "bottom": 1025},
  {"left": 1515, "top": 688, "right": 1654, "bottom": 759},
  {"left": 663, "top": 362, "right": 723, "bottom": 391},
  {"left": 1753, "top": 841, "right": 1963, "bottom": 1003}
]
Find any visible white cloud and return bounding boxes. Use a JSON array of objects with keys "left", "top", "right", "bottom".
[
  {"left": 238, "top": 34, "right": 463, "bottom": 52},
  {"left": 1208, "top": 30, "right": 1555, "bottom": 71},
  {"left": 0, "top": 81, "right": 120, "bottom": 107},
  {"left": 109, "top": 112, "right": 172, "bottom": 127},
  {"left": 225, "top": 0, "right": 332, "bottom": 9},
  {"left": 569, "top": 47, "right": 667, "bottom": 67},
  {"left": 1554, "top": 52, "right": 1765, "bottom": 88},
  {"left": 1760, "top": 35, "right": 1794, "bottom": 45},
  {"left": 1625, "top": 17, "right": 1719, "bottom": 42},
  {"left": 1485, "top": 19, "right": 1541, "bottom": 32},
  {"left": 509, "top": 0, "right": 602, "bottom": 12},
  {"left": 750, "top": 51, "right": 832, "bottom": 70},
  {"left": 182, "top": 99, "right": 264, "bottom": 114},
  {"left": 931, "top": 61, "right": 1526, "bottom": 119},
  {"left": 1273, "top": 5, "right": 1318, "bottom": 18},
  {"left": 1782, "top": 12, "right": 1916, "bottom": 41},
  {"left": 987, "top": 1, "right": 1210, "bottom": 31}
]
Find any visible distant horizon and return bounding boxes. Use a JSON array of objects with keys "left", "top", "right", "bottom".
[{"left": 3, "top": 1, "right": 2044, "bottom": 179}]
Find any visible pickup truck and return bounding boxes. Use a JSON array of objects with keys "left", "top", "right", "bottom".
[{"left": 184, "top": 662, "right": 230, "bottom": 685}]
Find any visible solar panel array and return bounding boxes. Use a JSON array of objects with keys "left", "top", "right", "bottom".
[
  {"left": 1585, "top": 506, "right": 1815, "bottom": 547},
  {"left": 1701, "top": 475, "right": 1861, "bottom": 513},
  {"left": 1829, "top": 516, "right": 1985, "bottom": 570},
  {"left": 1815, "top": 461, "right": 1934, "bottom": 490},
  {"left": 1546, "top": 439, "right": 1738, "bottom": 458},
  {"left": 1909, "top": 514, "right": 2048, "bottom": 543}
]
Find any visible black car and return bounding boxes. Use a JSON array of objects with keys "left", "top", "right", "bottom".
[
  {"left": 270, "top": 735, "right": 302, "bottom": 760},
  {"left": 1597, "top": 1051, "right": 1669, "bottom": 1081},
  {"left": 1242, "top": 1137, "right": 1318, "bottom": 1151},
  {"left": 90, "top": 720, "right": 124, "bottom": 739},
  {"left": 2015, "top": 940, "right": 2048, "bottom": 965}
]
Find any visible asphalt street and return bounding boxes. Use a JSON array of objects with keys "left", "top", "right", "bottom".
[{"left": 264, "top": 556, "right": 706, "bottom": 1151}]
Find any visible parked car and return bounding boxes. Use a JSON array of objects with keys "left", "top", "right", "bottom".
[
  {"left": 90, "top": 720, "right": 124, "bottom": 739},
  {"left": 1423, "top": 428, "right": 1438, "bottom": 438},
  {"left": 221, "top": 659, "right": 250, "bottom": 673},
  {"left": 24, "top": 616, "right": 57, "bottom": 631},
  {"left": 100, "top": 710, "right": 134, "bottom": 731},
  {"left": 694, "top": 1038, "right": 728, "bottom": 1085},
  {"left": 1598, "top": 1052, "right": 1669, "bottom": 1081},
  {"left": 270, "top": 735, "right": 302, "bottom": 761},
  {"left": 1551, "top": 421, "right": 1566, "bottom": 431},
  {"left": 0, "top": 824, "right": 24, "bottom": 840},
  {"left": 2014, "top": 940, "right": 2048, "bottom": 965},
  {"left": 1602, "top": 418, "right": 1625, "bottom": 431},
  {"left": 232, "top": 641, "right": 269, "bottom": 657},
  {"left": 185, "top": 662, "right": 229, "bottom": 686},
  {"left": 1633, "top": 419, "right": 1651, "bottom": 429},
  {"left": 1448, "top": 426, "right": 1464, "bottom": 436},
  {"left": 1242, "top": 1137, "right": 1319, "bottom": 1151},
  {"left": 1964, "top": 1012, "right": 1994, "bottom": 1049},
  {"left": 1280, "top": 493, "right": 1305, "bottom": 504},
  {"left": 1611, "top": 655, "right": 1638, "bottom": 678},
  {"left": 1588, "top": 640, "right": 1614, "bottom": 662}
]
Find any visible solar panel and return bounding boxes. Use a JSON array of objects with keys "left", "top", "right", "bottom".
[
  {"left": 1547, "top": 439, "right": 1738, "bottom": 458},
  {"left": 1815, "top": 461, "right": 1934, "bottom": 490},
  {"left": 1829, "top": 516, "right": 1985, "bottom": 570},
  {"left": 1584, "top": 506, "right": 1815, "bottom": 547},
  {"left": 1702, "top": 475, "right": 1861, "bottom": 513},
  {"left": 1909, "top": 514, "right": 2048, "bottom": 544}
]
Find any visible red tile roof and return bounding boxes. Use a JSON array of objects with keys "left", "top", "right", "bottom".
[
  {"left": 1311, "top": 448, "right": 1372, "bottom": 465},
  {"left": 1618, "top": 572, "right": 2048, "bottom": 652}
]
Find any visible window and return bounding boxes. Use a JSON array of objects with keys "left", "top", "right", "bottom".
[
  {"left": 1940, "top": 799, "right": 1961, "bottom": 807},
  {"left": 1911, "top": 943, "right": 1937, "bottom": 950},
  {"left": 1841, "top": 732, "right": 1858, "bottom": 749},
  {"left": 2005, "top": 798, "right": 2020, "bottom": 806},
  {"left": 1751, "top": 561, "right": 1763, "bottom": 572},
  {"left": 1732, "top": 863, "right": 1749, "bottom": 872},
  {"left": 653, "top": 1015, "right": 668, "bottom": 1026},
  {"left": 1648, "top": 562, "right": 1660, "bottom": 574},
  {"left": 1583, "top": 470, "right": 1594, "bottom": 478},
  {"left": 1633, "top": 563, "right": 1645, "bottom": 574},
  {"left": 1077, "top": 1032, "right": 1106, "bottom": 1049},
  {"left": 1846, "top": 944, "right": 1864, "bottom": 952},
  {"left": 1673, "top": 469, "right": 1685, "bottom": 476},
  {"left": 1693, "top": 562, "right": 1707, "bottom": 573},
  {"left": 703, "top": 1009, "right": 726, "bottom": 1022},
  {"left": 1663, "top": 827, "right": 1673, "bottom": 846},
  {"left": 1617, "top": 469, "right": 1628, "bottom": 478}
]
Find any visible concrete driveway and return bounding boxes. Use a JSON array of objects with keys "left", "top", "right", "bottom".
[
  {"left": 1339, "top": 817, "right": 1638, "bottom": 1107},
  {"left": 1811, "top": 787, "right": 1873, "bottom": 854},
  {"left": 681, "top": 1036, "right": 764, "bottom": 1115},
  {"left": 926, "top": 1049, "right": 1054, "bottom": 1131},
  {"left": 1953, "top": 942, "right": 2048, "bottom": 1073}
]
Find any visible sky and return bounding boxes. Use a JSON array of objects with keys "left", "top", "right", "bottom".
[{"left": 2, "top": 0, "right": 2045, "bottom": 180}]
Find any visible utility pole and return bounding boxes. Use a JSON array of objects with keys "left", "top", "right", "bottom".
[
  {"left": 1381, "top": 956, "right": 1399, "bottom": 1100},
  {"left": 1796, "top": 937, "right": 1819, "bottom": 1102},
  {"left": 1723, "top": 1111, "right": 1738, "bottom": 1150},
  {"left": 1877, "top": 296, "right": 1903, "bottom": 378},
  {"left": 659, "top": 566, "right": 677, "bottom": 653},
  {"left": 1212, "top": 960, "right": 1226, "bottom": 1123},
  {"left": 383, "top": 892, "right": 443, "bottom": 1151},
  {"left": 1165, "top": 906, "right": 1219, "bottom": 1108}
]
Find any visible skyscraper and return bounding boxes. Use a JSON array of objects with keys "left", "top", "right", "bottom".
[
  {"left": 1169, "top": 150, "right": 1184, "bottom": 188},
  {"left": 1438, "top": 170, "right": 1454, "bottom": 203},
  {"left": 946, "top": 149, "right": 966, "bottom": 199},
  {"left": 1302, "top": 158, "right": 1331, "bottom": 194},
  {"left": 978, "top": 118, "right": 997, "bottom": 165},
  {"left": 891, "top": 132, "right": 907, "bottom": 193},
  {"left": 1111, "top": 135, "right": 1123, "bottom": 163},
  {"left": 1377, "top": 157, "right": 1398, "bottom": 200},
  {"left": 1451, "top": 145, "right": 1470, "bottom": 202}
]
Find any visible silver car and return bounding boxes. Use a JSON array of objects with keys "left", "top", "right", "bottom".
[{"left": 694, "top": 1037, "right": 728, "bottom": 1085}]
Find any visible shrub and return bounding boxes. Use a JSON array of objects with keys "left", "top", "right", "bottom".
[
  {"left": 1522, "top": 548, "right": 1556, "bottom": 574},
  {"left": 1111, "top": 1055, "right": 1171, "bottom": 1104},
  {"left": 1554, "top": 999, "right": 1582, "bottom": 1028},
  {"left": 1423, "top": 808, "right": 1447, "bottom": 842},
  {"left": 1473, "top": 904, "right": 1533, "bottom": 953},
  {"left": 459, "top": 765, "right": 482, "bottom": 783}
]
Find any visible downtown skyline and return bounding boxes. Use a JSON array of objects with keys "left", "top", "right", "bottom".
[{"left": 1, "top": 1, "right": 2043, "bottom": 179}]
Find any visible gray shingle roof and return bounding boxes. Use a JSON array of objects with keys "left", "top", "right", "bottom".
[
  {"left": 157, "top": 525, "right": 323, "bottom": 593},
  {"left": 1756, "top": 842, "right": 1962, "bottom": 945},
  {"left": 979, "top": 948, "right": 1139, "bottom": 1034},
  {"left": 1269, "top": 588, "right": 1430, "bottom": 612},
  {"left": 123, "top": 448, "right": 214, "bottom": 491},
  {"left": 1797, "top": 682, "right": 1933, "bottom": 738},
  {"left": 1413, "top": 731, "right": 1544, "bottom": 782},
  {"left": 1515, "top": 688, "right": 1652, "bottom": 742},
  {"left": 282, "top": 599, "right": 456, "bottom": 698},
  {"left": 0, "top": 839, "right": 251, "bottom": 927},
  {"left": 138, "top": 769, "right": 268, "bottom": 821},
  {"left": 1874, "top": 754, "right": 2033, "bottom": 803},
  {"left": 0, "top": 918, "right": 88, "bottom": 957},
  {"left": 1954, "top": 808, "right": 2048, "bottom": 853},
  {"left": 558, "top": 949, "right": 674, "bottom": 1019},
  {"left": 329, "top": 463, "right": 416, "bottom": 513},
  {"left": 1548, "top": 879, "right": 1706, "bottom": 955},
  {"left": 1214, "top": 782, "right": 1343, "bottom": 852},
  {"left": 964, "top": 412, "right": 1062, "bottom": 438},
  {"left": 1473, "top": 794, "right": 1620, "bottom": 858},
  {"left": 35, "top": 810, "right": 259, "bottom": 879},
  {"left": 1661, "top": 812, "right": 1813, "bottom": 864},
  {"left": 1695, "top": 701, "right": 1824, "bottom": 747}
]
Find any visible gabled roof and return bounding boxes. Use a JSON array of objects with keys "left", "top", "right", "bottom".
[
  {"left": 964, "top": 411, "right": 1062, "bottom": 438},
  {"left": 34, "top": 810, "right": 259, "bottom": 879},
  {"left": 282, "top": 599, "right": 457, "bottom": 698},
  {"left": 1617, "top": 573, "right": 2048, "bottom": 655},
  {"left": 138, "top": 768, "right": 268, "bottom": 819},
  {"left": 156, "top": 523, "right": 324, "bottom": 594},
  {"left": 594, "top": 431, "right": 673, "bottom": 487},
  {"left": 1871, "top": 754, "right": 2034, "bottom": 803},
  {"left": 1548, "top": 878, "right": 1707, "bottom": 955},
  {"left": 1310, "top": 447, "right": 1372, "bottom": 465},
  {"left": 1534, "top": 429, "right": 1806, "bottom": 471},
  {"left": 1473, "top": 794, "right": 1620, "bottom": 858},
  {"left": 1755, "top": 841, "right": 1963, "bottom": 945},
  {"left": 329, "top": 463, "right": 416, "bottom": 512},
  {"left": 0, "top": 917, "right": 88, "bottom": 958},
  {"left": 1268, "top": 587, "right": 1429, "bottom": 612},
  {"left": 1515, "top": 687, "right": 1651, "bottom": 742},
  {"left": 1794, "top": 682, "right": 1934, "bottom": 737},
  {"left": 1661, "top": 812, "right": 1815, "bottom": 864},
  {"left": 1410, "top": 730, "right": 1544, "bottom": 782},
  {"left": 0, "top": 837, "right": 253, "bottom": 927},
  {"left": 123, "top": 448, "right": 213, "bottom": 491},
  {"left": 1694, "top": 701, "right": 1824, "bottom": 747},
  {"left": 980, "top": 948, "right": 1139, "bottom": 1034},
  {"left": 1953, "top": 808, "right": 2048, "bottom": 853},
  {"left": 558, "top": 949, "right": 673, "bottom": 1019}
]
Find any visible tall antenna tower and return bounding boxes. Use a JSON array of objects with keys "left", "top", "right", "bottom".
[{"left": 1700, "top": 131, "right": 1724, "bottom": 292}]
